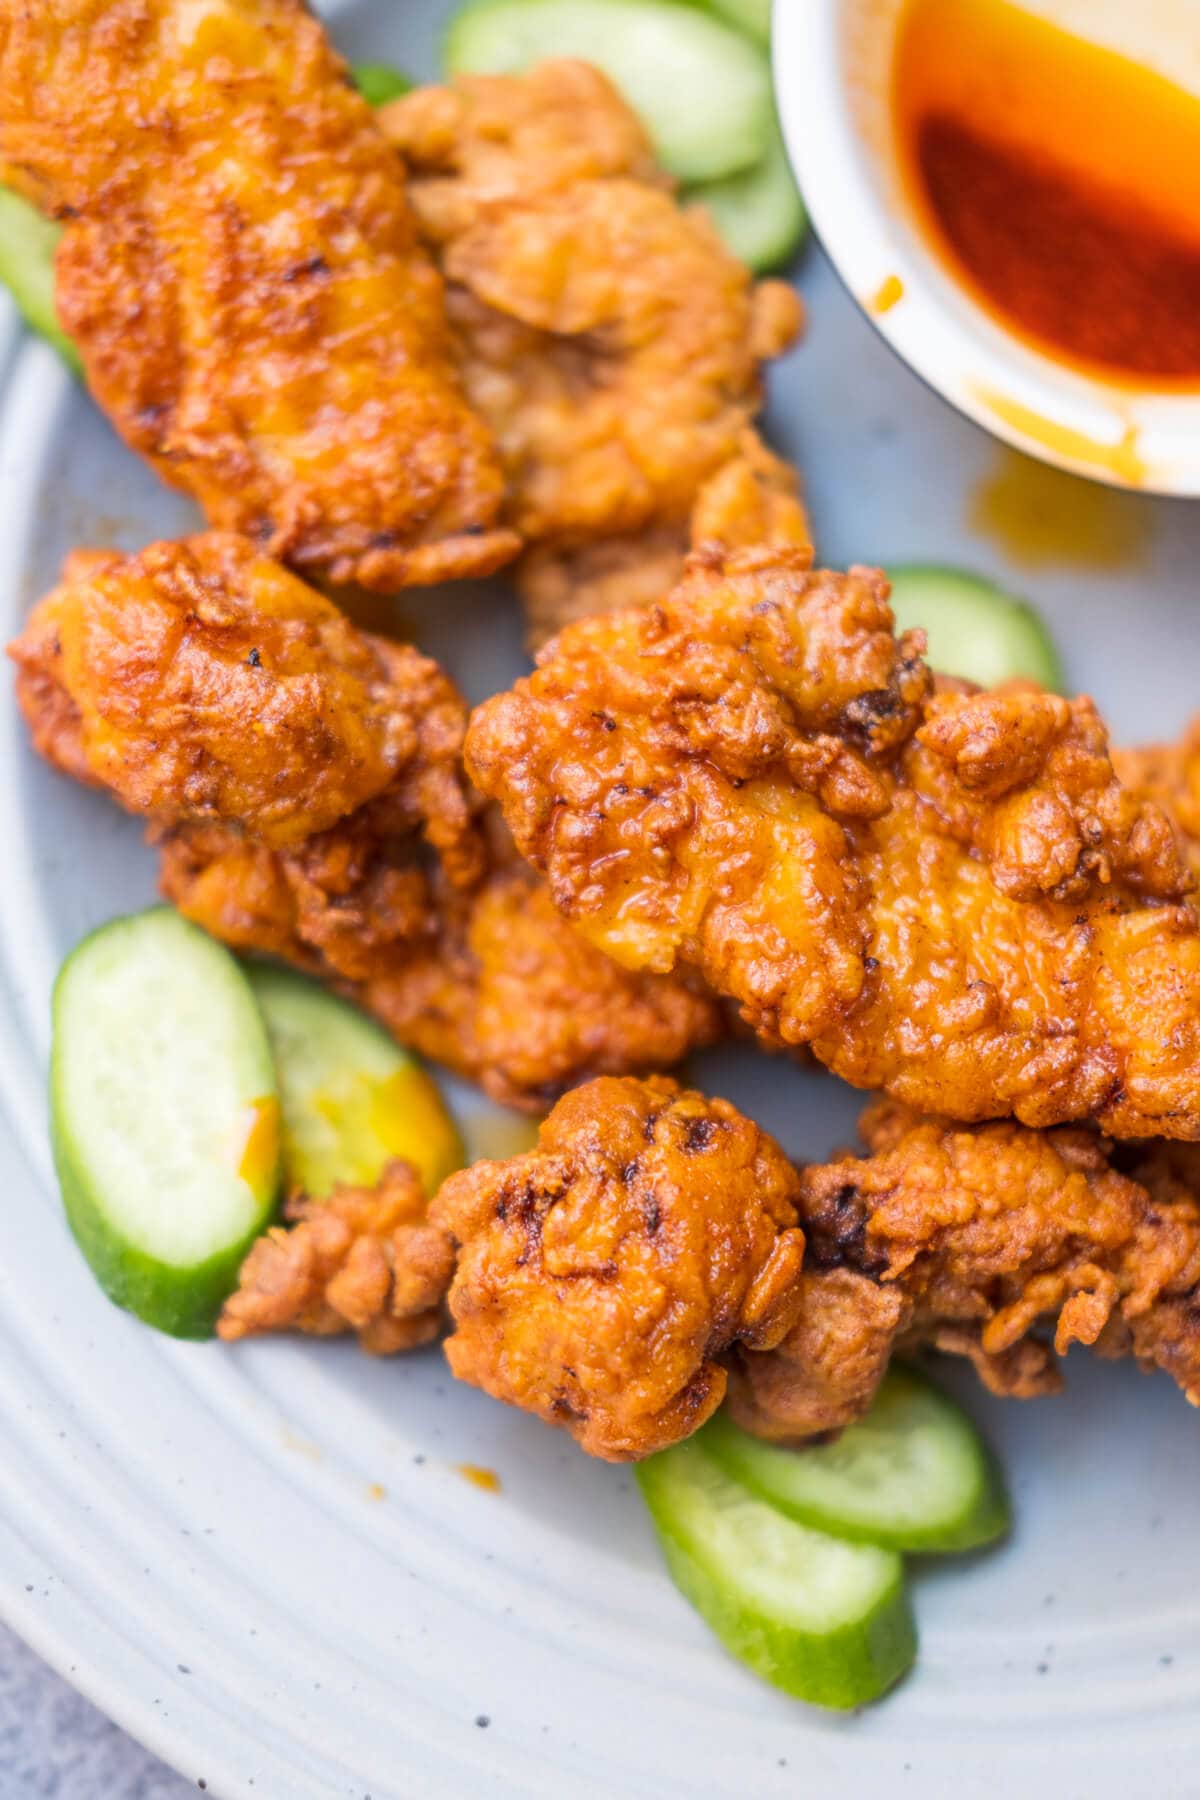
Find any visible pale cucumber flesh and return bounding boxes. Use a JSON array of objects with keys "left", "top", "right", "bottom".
[
  {"left": 888, "top": 565, "right": 1064, "bottom": 691},
  {"left": 705, "top": 1368, "right": 1010, "bottom": 1552},
  {"left": 445, "top": 0, "right": 773, "bottom": 182},
  {"left": 51, "top": 909, "right": 280, "bottom": 1338},
  {"left": 637, "top": 1440, "right": 916, "bottom": 1707},
  {"left": 246, "top": 964, "right": 463, "bottom": 1199},
  {"left": 686, "top": 111, "right": 807, "bottom": 272}
]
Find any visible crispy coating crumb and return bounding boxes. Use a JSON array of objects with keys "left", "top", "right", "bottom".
[
  {"left": 0, "top": 0, "right": 517, "bottom": 589},
  {"left": 1115, "top": 721, "right": 1200, "bottom": 880},
  {"left": 726, "top": 1268, "right": 910, "bottom": 1444},
  {"left": 12, "top": 535, "right": 719, "bottom": 1108},
  {"left": 730, "top": 1099, "right": 1200, "bottom": 1438},
  {"left": 380, "top": 62, "right": 803, "bottom": 633},
  {"left": 219, "top": 1161, "right": 454, "bottom": 1353},
  {"left": 468, "top": 548, "right": 1200, "bottom": 1137},
  {"left": 430, "top": 1076, "right": 806, "bottom": 1459}
]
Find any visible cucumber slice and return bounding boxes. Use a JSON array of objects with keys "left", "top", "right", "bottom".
[
  {"left": 637, "top": 1439, "right": 916, "bottom": 1708},
  {"left": 702, "top": 0, "right": 770, "bottom": 46},
  {"left": 353, "top": 62, "right": 414, "bottom": 107},
  {"left": 888, "top": 565, "right": 1064, "bottom": 691},
  {"left": 246, "top": 965, "right": 463, "bottom": 1200},
  {"left": 687, "top": 112, "right": 806, "bottom": 272},
  {"left": 0, "top": 189, "right": 79, "bottom": 373},
  {"left": 705, "top": 1368, "right": 1010, "bottom": 1552},
  {"left": 444, "top": 0, "right": 773, "bottom": 182},
  {"left": 50, "top": 909, "right": 281, "bottom": 1339}
]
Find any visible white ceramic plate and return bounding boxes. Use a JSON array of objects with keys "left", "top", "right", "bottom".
[{"left": 2, "top": 5, "right": 1200, "bottom": 1795}]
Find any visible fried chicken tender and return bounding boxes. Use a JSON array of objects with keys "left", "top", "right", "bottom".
[
  {"left": 219, "top": 1161, "right": 455, "bottom": 1353},
  {"left": 0, "top": 0, "right": 517, "bottom": 589},
  {"left": 11, "top": 534, "right": 720, "bottom": 1106},
  {"left": 429, "top": 1076, "right": 807, "bottom": 1460},
  {"left": 467, "top": 546, "right": 1200, "bottom": 1137},
  {"left": 1115, "top": 720, "right": 1200, "bottom": 880},
  {"left": 427, "top": 1075, "right": 1200, "bottom": 1453},
  {"left": 728, "top": 1100, "right": 1200, "bottom": 1439},
  {"left": 379, "top": 63, "right": 804, "bottom": 638},
  {"left": 9, "top": 534, "right": 481, "bottom": 865}
]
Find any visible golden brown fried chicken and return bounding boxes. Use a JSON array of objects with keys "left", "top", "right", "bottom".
[
  {"left": 0, "top": 0, "right": 517, "bottom": 589},
  {"left": 219, "top": 1160, "right": 455, "bottom": 1353},
  {"left": 11, "top": 535, "right": 720, "bottom": 1107},
  {"left": 380, "top": 62, "right": 804, "bottom": 638},
  {"left": 429, "top": 1076, "right": 807, "bottom": 1460},
  {"left": 426, "top": 1076, "right": 1200, "bottom": 1454},
  {"left": 1115, "top": 720, "right": 1200, "bottom": 880},
  {"left": 728, "top": 1100, "right": 1200, "bottom": 1439},
  {"left": 157, "top": 827, "right": 721, "bottom": 1107},
  {"left": 9, "top": 534, "right": 481, "bottom": 866},
  {"left": 360, "top": 863, "right": 722, "bottom": 1110},
  {"left": 519, "top": 431, "right": 812, "bottom": 647},
  {"left": 467, "top": 546, "right": 1200, "bottom": 1137}
]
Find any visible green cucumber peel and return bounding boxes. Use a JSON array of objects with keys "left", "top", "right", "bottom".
[
  {"left": 705, "top": 1367, "right": 1010, "bottom": 1553},
  {"left": 51, "top": 910, "right": 281, "bottom": 1339},
  {"left": 353, "top": 62, "right": 414, "bottom": 106},
  {"left": 637, "top": 1439, "right": 916, "bottom": 1708}
]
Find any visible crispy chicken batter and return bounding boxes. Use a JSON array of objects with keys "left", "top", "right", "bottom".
[
  {"left": 9, "top": 534, "right": 481, "bottom": 866},
  {"left": 0, "top": 0, "right": 517, "bottom": 589},
  {"left": 157, "top": 827, "right": 721, "bottom": 1107},
  {"left": 219, "top": 1160, "right": 455, "bottom": 1353},
  {"left": 380, "top": 62, "right": 804, "bottom": 638},
  {"left": 519, "top": 431, "right": 812, "bottom": 647},
  {"left": 728, "top": 1100, "right": 1200, "bottom": 1439},
  {"left": 430, "top": 1076, "right": 806, "bottom": 1460},
  {"left": 467, "top": 547, "right": 1200, "bottom": 1137},
  {"left": 360, "top": 862, "right": 721, "bottom": 1110},
  {"left": 427, "top": 1076, "right": 1200, "bottom": 1455},
  {"left": 10, "top": 535, "right": 720, "bottom": 1106},
  {"left": 1115, "top": 720, "right": 1200, "bottom": 880}
]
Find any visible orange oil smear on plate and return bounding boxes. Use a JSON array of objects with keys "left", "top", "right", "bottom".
[
  {"left": 281, "top": 1430, "right": 323, "bottom": 1463},
  {"left": 869, "top": 274, "right": 904, "bottom": 315},
  {"left": 972, "top": 388, "right": 1147, "bottom": 489},
  {"left": 366, "top": 1482, "right": 386, "bottom": 1502},
  {"left": 456, "top": 1463, "right": 502, "bottom": 1494},
  {"left": 969, "top": 445, "right": 1153, "bottom": 571},
  {"left": 235, "top": 1095, "right": 280, "bottom": 1191},
  {"left": 893, "top": 0, "right": 1200, "bottom": 388}
]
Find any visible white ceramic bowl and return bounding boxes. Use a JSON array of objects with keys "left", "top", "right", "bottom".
[{"left": 774, "top": 0, "right": 1200, "bottom": 495}]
